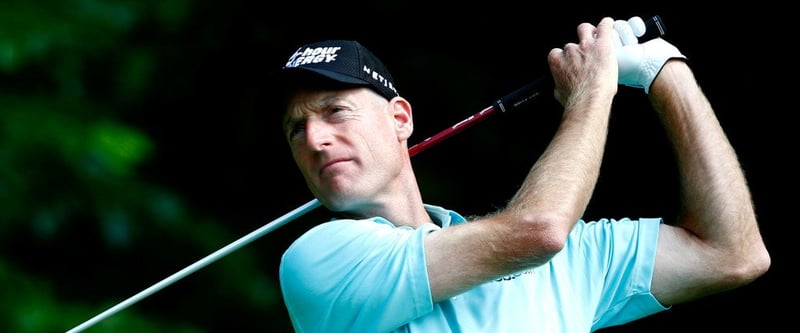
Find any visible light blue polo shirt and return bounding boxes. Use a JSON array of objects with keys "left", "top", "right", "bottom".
[{"left": 280, "top": 204, "right": 667, "bottom": 332}]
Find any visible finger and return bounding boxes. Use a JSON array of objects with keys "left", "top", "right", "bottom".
[
  {"left": 610, "top": 27, "right": 623, "bottom": 50},
  {"left": 594, "top": 17, "right": 615, "bottom": 39},
  {"left": 576, "top": 22, "right": 596, "bottom": 42},
  {"left": 628, "top": 16, "right": 646, "bottom": 37},
  {"left": 613, "top": 19, "right": 637, "bottom": 46},
  {"left": 548, "top": 47, "right": 564, "bottom": 61}
]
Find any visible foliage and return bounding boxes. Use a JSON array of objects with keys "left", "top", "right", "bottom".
[{"left": 0, "top": 1, "right": 286, "bottom": 332}]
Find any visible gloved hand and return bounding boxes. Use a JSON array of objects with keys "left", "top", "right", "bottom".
[{"left": 613, "top": 16, "right": 686, "bottom": 93}]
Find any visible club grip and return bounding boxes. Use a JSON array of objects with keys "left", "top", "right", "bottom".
[
  {"left": 492, "top": 15, "right": 667, "bottom": 113},
  {"left": 640, "top": 15, "right": 667, "bottom": 42}
]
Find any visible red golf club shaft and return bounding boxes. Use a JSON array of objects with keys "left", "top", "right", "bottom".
[{"left": 409, "top": 76, "right": 549, "bottom": 156}]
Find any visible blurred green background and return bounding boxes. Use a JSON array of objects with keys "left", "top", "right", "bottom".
[{"left": 0, "top": 1, "right": 787, "bottom": 332}]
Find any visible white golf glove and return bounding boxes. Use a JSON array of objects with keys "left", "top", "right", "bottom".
[{"left": 613, "top": 16, "right": 686, "bottom": 93}]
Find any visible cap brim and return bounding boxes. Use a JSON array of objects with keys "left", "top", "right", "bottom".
[
  {"left": 276, "top": 67, "right": 370, "bottom": 111},
  {"left": 282, "top": 67, "right": 369, "bottom": 88},
  {"left": 298, "top": 67, "right": 368, "bottom": 86}
]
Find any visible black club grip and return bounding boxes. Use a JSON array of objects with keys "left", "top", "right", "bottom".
[{"left": 492, "top": 15, "right": 667, "bottom": 114}]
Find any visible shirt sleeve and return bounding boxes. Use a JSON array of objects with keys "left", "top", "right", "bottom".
[
  {"left": 280, "top": 218, "right": 439, "bottom": 333},
  {"left": 575, "top": 217, "right": 670, "bottom": 330}
]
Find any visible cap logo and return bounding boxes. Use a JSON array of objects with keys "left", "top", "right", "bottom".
[
  {"left": 365, "top": 65, "right": 396, "bottom": 95},
  {"left": 284, "top": 46, "right": 341, "bottom": 68}
]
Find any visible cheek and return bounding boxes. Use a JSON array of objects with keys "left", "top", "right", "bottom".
[
  {"left": 366, "top": 135, "right": 405, "bottom": 173},
  {"left": 290, "top": 149, "right": 312, "bottom": 175},
  {"left": 371, "top": 116, "right": 401, "bottom": 143}
]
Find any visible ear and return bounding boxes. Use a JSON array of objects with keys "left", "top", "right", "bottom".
[{"left": 390, "top": 97, "right": 414, "bottom": 141}]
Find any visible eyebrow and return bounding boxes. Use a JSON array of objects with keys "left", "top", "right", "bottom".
[{"left": 283, "top": 93, "right": 350, "bottom": 129}]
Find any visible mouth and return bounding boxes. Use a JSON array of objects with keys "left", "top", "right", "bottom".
[{"left": 319, "top": 158, "right": 351, "bottom": 176}]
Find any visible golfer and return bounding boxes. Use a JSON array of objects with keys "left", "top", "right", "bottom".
[{"left": 276, "top": 16, "right": 770, "bottom": 332}]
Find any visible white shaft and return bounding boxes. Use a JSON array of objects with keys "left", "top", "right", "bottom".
[{"left": 66, "top": 198, "right": 322, "bottom": 333}]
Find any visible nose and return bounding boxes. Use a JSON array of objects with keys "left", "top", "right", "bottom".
[{"left": 304, "top": 119, "right": 333, "bottom": 151}]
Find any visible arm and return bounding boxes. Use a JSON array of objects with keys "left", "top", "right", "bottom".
[
  {"left": 424, "top": 17, "right": 619, "bottom": 301},
  {"left": 648, "top": 60, "right": 770, "bottom": 305}
]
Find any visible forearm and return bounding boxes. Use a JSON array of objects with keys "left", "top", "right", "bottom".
[
  {"left": 497, "top": 16, "right": 618, "bottom": 271},
  {"left": 508, "top": 100, "right": 610, "bottom": 225},
  {"left": 649, "top": 60, "right": 769, "bottom": 277}
]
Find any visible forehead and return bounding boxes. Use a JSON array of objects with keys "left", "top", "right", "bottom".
[
  {"left": 282, "top": 87, "right": 382, "bottom": 125},
  {"left": 285, "top": 90, "right": 341, "bottom": 115}
]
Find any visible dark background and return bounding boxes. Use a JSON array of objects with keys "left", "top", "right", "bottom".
[{"left": 0, "top": 1, "right": 790, "bottom": 332}]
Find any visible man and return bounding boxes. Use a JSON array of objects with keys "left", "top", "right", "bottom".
[{"left": 276, "top": 16, "right": 770, "bottom": 332}]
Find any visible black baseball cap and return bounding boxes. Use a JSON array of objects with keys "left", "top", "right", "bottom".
[{"left": 280, "top": 40, "right": 399, "bottom": 100}]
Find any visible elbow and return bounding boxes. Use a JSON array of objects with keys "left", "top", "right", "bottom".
[
  {"left": 751, "top": 242, "right": 772, "bottom": 278},
  {"left": 728, "top": 220, "right": 772, "bottom": 286},
  {"left": 736, "top": 245, "right": 771, "bottom": 285},
  {"left": 510, "top": 211, "right": 572, "bottom": 261},
  {"left": 728, "top": 204, "right": 772, "bottom": 285},
  {"left": 718, "top": 242, "right": 771, "bottom": 289}
]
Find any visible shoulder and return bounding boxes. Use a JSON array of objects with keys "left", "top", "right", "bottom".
[
  {"left": 285, "top": 219, "right": 393, "bottom": 255},
  {"left": 281, "top": 217, "right": 433, "bottom": 265}
]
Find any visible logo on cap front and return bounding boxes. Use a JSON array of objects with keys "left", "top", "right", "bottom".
[{"left": 284, "top": 46, "right": 342, "bottom": 68}]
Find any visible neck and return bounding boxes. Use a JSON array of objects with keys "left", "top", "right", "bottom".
[{"left": 339, "top": 168, "right": 432, "bottom": 228}]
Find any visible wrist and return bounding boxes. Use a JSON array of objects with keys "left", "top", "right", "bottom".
[{"left": 648, "top": 58, "right": 692, "bottom": 96}]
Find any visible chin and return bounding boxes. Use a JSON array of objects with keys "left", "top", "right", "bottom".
[
  {"left": 317, "top": 194, "right": 351, "bottom": 212},
  {"left": 320, "top": 194, "right": 366, "bottom": 214}
]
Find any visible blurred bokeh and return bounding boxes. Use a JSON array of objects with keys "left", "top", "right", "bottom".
[{"left": 0, "top": 1, "right": 788, "bottom": 332}]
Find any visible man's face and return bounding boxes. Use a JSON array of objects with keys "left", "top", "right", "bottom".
[{"left": 283, "top": 87, "right": 408, "bottom": 212}]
